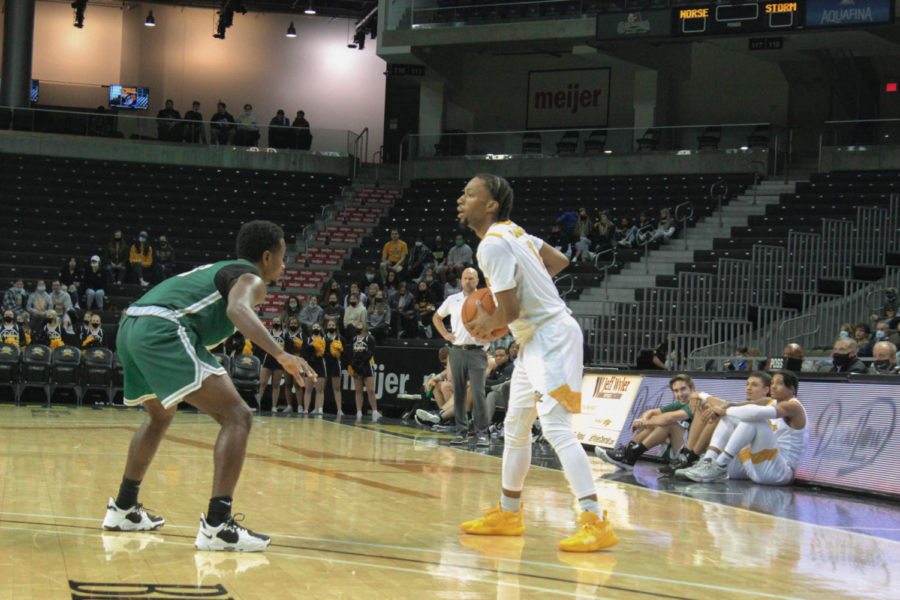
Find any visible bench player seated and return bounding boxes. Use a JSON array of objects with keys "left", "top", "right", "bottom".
[
  {"left": 681, "top": 371, "right": 808, "bottom": 484},
  {"left": 597, "top": 374, "right": 696, "bottom": 470}
]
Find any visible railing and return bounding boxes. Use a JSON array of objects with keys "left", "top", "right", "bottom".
[
  {"left": 818, "top": 117, "right": 900, "bottom": 171},
  {"left": 350, "top": 127, "right": 369, "bottom": 179},
  {"left": 403, "top": 122, "right": 784, "bottom": 174},
  {"left": 0, "top": 104, "right": 355, "bottom": 156}
]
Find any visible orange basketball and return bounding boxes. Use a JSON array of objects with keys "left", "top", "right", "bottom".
[{"left": 462, "top": 287, "right": 510, "bottom": 341}]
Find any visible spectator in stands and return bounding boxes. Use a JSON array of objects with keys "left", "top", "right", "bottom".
[
  {"left": 443, "top": 271, "right": 461, "bottom": 298},
  {"left": 268, "top": 109, "right": 291, "bottom": 149},
  {"left": 547, "top": 222, "right": 571, "bottom": 258},
  {"left": 366, "top": 290, "right": 391, "bottom": 342},
  {"left": 380, "top": 228, "right": 408, "bottom": 281},
  {"left": 407, "top": 235, "right": 432, "bottom": 280},
  {"left": 49, "top": 280, "right": 73, "bottom": 316},
  {"left": 383, "top": 270, "right": 399, "bottom": 296},
  {"left": 299, "top": 295, "right": 324, "bottom": 332},
  {"left": 210, "top": 102, "right": 236, "bottom": 145},
  {"left": 507, "top": 341, "right": 519, "bottom": 364},
  {"left": 15, "top": 312, "right": 31, "bottom": 346},
  {"left": 592, "top": 212, "right": 616, "bottom": 252},
  {"left": 724, "top": 346, "right": 752, "bottom": 371},
  {"left": 349, "top": 322, "right": 381, "bottom": 421},
  {"left": 293, "top": 110, "right": 312, "bottom": 150},
  {"left": 415, "top": 280, "right": 438, "bottom": 337},
  {"left": 129, "top": 230, "right": 154, "bottom": 287},
  {"left": 320, "top": 278, "right": 342, "bottom": 305},
  {"left": 828, "top": 337, "right": 868, "bottom": 374},
  {"left": 2, "top": 279, "right": 28, "bottom": 317},
  {"left": 421, "top": 269, "right": 443, "bottom": 301},
  {"left": 651, "top": 207, "right": 676, "bottom": 242},
  {"left": 869, "top": 341, "right": 898, "bottom": 374},
  {"left": 600, "top": 374, "right": 697, "bottom": 470},
  {"left": 556, "top": 209, "right": 578, "bottom": 234},
  {"left": 873, "top": 320, "right": 891, "bottom": 346},
  {"left": 80, "top": 313, "right": 105, "bottom": 349},
  {"left": 343, "top": 292, "right": 367, "bottom": 339},
  {"left": 282, "top": 295, "right": 302, "bottom": 324},
  {"left": 59, "top": 258, "right": 83, "bottom": 309},
  {"left": 37, "top": 310, "right": 64, "bottom": 348},
  {"left": 259, "top": 317, "right": 287, "bottom": 412},
  {"left": 444, "top": 234, "right": 474, "bottom": 278},
  {"left": 322, "top": 293, "right": 344, "bottom": 332},
  {"left": 154, "top": 235, "right": 175, "bottom": 281},
  {"left": 429, "top": 235, "right": 447, "bottom": 277},
  {"left": 343, "top": 283, "right": 366, "bottom": 308},
  {"left": 183, "top": 101, "right": 205, "bottom": 143},
  {"left": 360, "top": 265, "right": 381, "bottom": 290},
  {"left": 27, "top": 280, "right": 51, "bottom": 322},
  {"left": 52, "top": 301, "right": 74, "bottom": 339},
  {"left": 389, "top": 281, "right": 417, "bottom": 338},
  {"left": 572, "top": 207, "right": 593, "bottom": 263},
  {"left": 769, "top": 343, "right": 805, "bottom": 373},
  {"left": 634, "top": 211, "right": 653, "bottom": 244},
  {"left": 870, "top": 287, "right": 899, "bottom": 326},
  {"left": 156, "top": 99, "right": 181, "bottom": 142},
  {"left": 236, "top": 103, "right": 260, "bottom": 146},
  {"left": 84, "top": 255, "right": 105, "bottom": 310},
  {"left": 854, "top": 323, "right": 875, "bottom": 358},
  {"left": 837, "top": 322, "right": 853, "bottom": 339},
  {"left": 79, "top": 311, "right": 92, "bottom": 338},
  {"left": 105, "top": 230, "right": 129, "bottom": 285},
  {"left": 616, "top": 216, "right": 637, "bottom": 248},
  {"left": 365, "top": 283, "right": 381, "bottom": 307}
]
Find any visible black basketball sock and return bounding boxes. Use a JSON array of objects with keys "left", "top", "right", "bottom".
[
  {"left": 115, "top": 476, "right": 141, "bottom": 510},
  {"left": 625, "top": 442, "right": 648, "bottom": 463},
  {"left": 206, "top": 496, "right": 233, "bottom": 527},
  {"left": 686, "top": 450, "right": 700, "bottom": 463}
]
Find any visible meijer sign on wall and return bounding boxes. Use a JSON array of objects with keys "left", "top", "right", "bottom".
[{"left": 527, "top": 68, "right": 611, "bottom": 130}]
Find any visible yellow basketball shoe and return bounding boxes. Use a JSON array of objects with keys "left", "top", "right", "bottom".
[
  {"left": 558, "top": 510, "right": 617, "bottom": 552},
  {"left": 460, "top": 503, "right": 525, "bottom": 536}
]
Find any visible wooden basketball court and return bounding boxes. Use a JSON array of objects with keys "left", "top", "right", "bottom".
[{"left": 1, "top": 404, "right": 898, "bottom": 599}]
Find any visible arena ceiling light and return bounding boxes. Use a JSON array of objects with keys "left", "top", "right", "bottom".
[
  {"left": 304, "top": 1, "right": 316, "bottom": 15},
  {"left": 144, "top": 11, "right": 156, "bottom": 27},
  {"left": 286, "top": 21, "right": 297, "bottom": 37}
]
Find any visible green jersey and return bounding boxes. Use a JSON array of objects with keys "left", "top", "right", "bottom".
[
  {"left": 660, "top": 400, "right": 693, "bottom": 422},
  {"left": 128, "top": 259, "right": 260, "bottom": 347}
]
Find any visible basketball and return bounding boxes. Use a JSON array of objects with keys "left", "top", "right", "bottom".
[{"left": 462, "top": 287, "right": 510, "bottom": 341}]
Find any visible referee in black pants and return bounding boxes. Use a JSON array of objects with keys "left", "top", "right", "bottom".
[{"left": 433, "top": 267, "right": 490, "bottom": 446}]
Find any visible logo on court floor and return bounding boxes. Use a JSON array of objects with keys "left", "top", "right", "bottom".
[{"left": 69, "top": 581, "right": 231, "bottom": 600}]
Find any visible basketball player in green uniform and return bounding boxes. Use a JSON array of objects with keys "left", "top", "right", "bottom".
[{"left": 102, "top": 220, "right": 316, "bottom": 552}]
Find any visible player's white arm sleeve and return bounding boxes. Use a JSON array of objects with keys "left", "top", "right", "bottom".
[
  {"left": 478, "top": 237, "right": 516, "bottom": 292},
  {"left": 725, "top": 404, "right": 778, "bottom": 421}
]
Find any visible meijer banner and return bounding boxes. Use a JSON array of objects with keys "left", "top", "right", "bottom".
[{"left": 526, "top": 68, "right": 610, "bottom": 130}]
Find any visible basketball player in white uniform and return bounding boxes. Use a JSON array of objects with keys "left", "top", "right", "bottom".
[
  {"left": 683, "top": 370, "right": 808, "bottom": 485},
  {"left": 456, "top": 173, "right": 617, "bottom": 552}
]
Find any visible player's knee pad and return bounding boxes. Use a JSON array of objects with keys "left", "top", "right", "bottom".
[
  {"left": 503, "top": 414, "right": 532, "bottom": 447},
  {"left": 539, "top": 407, "right": 578, "bottom": 452}
]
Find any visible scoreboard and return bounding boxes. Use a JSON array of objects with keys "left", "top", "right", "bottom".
[{"left": 674, "top": 1, "right": 804, "bottom": 36}]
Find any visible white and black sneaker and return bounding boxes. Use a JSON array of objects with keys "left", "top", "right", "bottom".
[
  {"left": 102, "top": 498, "right": 165, "bottom": 531},
  {"left": 415, "top": 409, "right": 441, "bottom": 425},
  {"left": 194, "top": 513, "right": 271, "bottom": 552}
]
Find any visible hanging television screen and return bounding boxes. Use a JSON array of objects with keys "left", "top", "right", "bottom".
[{"left": 109, "top": 85, "right": 150, "bottom": 110}]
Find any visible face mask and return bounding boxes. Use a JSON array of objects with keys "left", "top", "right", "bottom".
[
  {"left": 289, "top": 325, "right": 299, "bottom": 332},
  {"left": 3, "top": 316, "right": 12, "bottom": 323},
  {"left": 350, "top": 301, "right": 358, "bottom": 306},
  {"left": 839, "top": 330, "right": 849, "bottom": 338},
  {"left": 365, "top": 274, "right": 374, "bottom": 281},
  {"left": 139, "top": 236, "right": 147, "bottom": 243},
  {"left": 875, "top": 330, "right": 886, "bottom": 340},
  {"left": 376, "top": 298, "right": 384, "bottom": 303},
  {"left": 455, "top": 240, "right": 464, "bottom": 247},
  {"left": 91, "top": 323, "right": 100, "bottom": 329},
  {"left": 37, "top": 286, "right": 45, "bottom": 292},
  {"left": 329, "top": 301, "right": 337, "bottom": 307},
  {"left": 415, "top": 241, "right": 422, "bottom": 247},
  {"left": 114, "top": 236, "right": 121, "bottom": 241},
  {"left": 832, "top": 353, "right": 852, "bottom": 367},
  {"left": 272, "top": 323, "right": 281, "bottom": 329},
  {"left": 874, "top": 360, "right": 892, "bottom": 371},
  {"left": 312, "top": 329, "right": 321, "bottom": 335},
  {"left": 327, "top": 328, "right": 336, "bottom": 333},
  {"left": 425, "top": 276, "right": 434, "bottom": 283},
  {"left": 783, "top": 357, "right": 803, "bottom": 372},
  {"left": 83, "top": 321, "right": 90, "bottom": 326},
  {"left": 290, "top": 302, "right": 298, "bottom": 308}
]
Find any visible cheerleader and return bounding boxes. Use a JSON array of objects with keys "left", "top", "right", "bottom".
[
  {"left": 258, "top": 318, "right": 287, "bottom": 413},
  {"left": 349, "top": 321, "right": 381, "bottom": 422},
  {"left": 323, "top": 320, "right": 345, "bottom": 416},
  {"left": 284, "top": 317, "right": 306, "bottom": 413},
  {"left": 303, "top": 323, "right": 328, "bottom": 415}
]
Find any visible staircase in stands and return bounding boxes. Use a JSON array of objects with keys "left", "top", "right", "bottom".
[
  {"left": 259, "top": 186, "right": 402, "bottom": 317},
  {"left": 568, "top": 179, "right": 801, "bottom": 314}
]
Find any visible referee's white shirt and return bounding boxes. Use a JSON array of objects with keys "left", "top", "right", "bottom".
[{"left": 436, "top": 291, "right": 489, "bottom": 348}]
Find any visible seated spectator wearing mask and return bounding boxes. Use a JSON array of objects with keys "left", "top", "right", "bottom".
[
  {"left": 81, "top": 314, "right": 105, "bottom": 349},
  {"left": 827, "top": 337, "right": 868, "bottom": 374},
  {"left": 129, "top": 231, "right": 154, "bottom": 287},
  {"left": 768, "top": 343, "right": 805, "bottom": 373},
  {"left": 407, "top": 235, "right": 432, "bottom": 281},
  {"left": 3, "top": 279, "right": 28, "bottom": 316},
  {"left": 343, "top": 293, "right": 367, "bottom": 339},
  {"left": 854, "top": 323, "right": 875, "bottom": 358},
  {"left": 868, "top": 341, "right": 899, "bottom": 374},
  {"left": 27, "top": 280, "right": 51, "bottom": 321},
  {"left": 154, "top": 235, "right": 176, "bottom": 281},
  {"left": 870, "top": 287, "right": 899, "bottom": 328},
  {"left": 49, "top": 280, "right": 73, "bottom": 315},
  {"left": 299, "top": 296, "right": 323, "bottom": 332},
  {"left": 84, "top": 255, "right": 106, "bottom": 310}
]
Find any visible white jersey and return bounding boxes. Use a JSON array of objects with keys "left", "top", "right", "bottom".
[
  {"left": 476, "top": 220, "right": 570, "bottom": 341},
  {"left": 774, "top": 399, "right": 809, "bottom": 470},
  {"left": 435, "top": 291, "right": 488, "bottom": 348}
]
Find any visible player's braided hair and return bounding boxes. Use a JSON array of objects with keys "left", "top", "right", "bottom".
[
  {"left": 475, "top": 173, "right": 514, "bottom": 221},
  {"left": 236, "top": 220, "right": 284, "bottom": 262},
  {"left": 771, "top": 369, "right": 799, "bottom": 395}
]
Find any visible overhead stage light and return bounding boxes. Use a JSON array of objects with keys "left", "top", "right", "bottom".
[
  {"left": 286, "top": 21, "right": 297, "bottom": 37},
  {"left": 144, "top": 11, "right": 156, "bottom": 27},
  {"left": 304, "top": 1, "right": 316, "bottom": 15}
]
